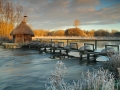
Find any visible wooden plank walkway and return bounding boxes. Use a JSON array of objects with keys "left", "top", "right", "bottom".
[{"left": 34, "top": 38, "right": 120, "bottom": 50}]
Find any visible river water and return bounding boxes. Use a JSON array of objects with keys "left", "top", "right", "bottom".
[{"left": 0, "top": 41, "right": 119, "bottom": 90}]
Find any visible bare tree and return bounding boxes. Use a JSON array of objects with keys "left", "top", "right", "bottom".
[
  {"left": 0, "top": 0, "right": 23, "bottom": 37},
  {"left": 0, "top": 0, "right": 4, "bottom": 35},
  {"left": 74, "top": 19, "right": 80, "bottom": 28}
]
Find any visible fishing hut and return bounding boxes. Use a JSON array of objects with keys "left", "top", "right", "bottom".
[
  {"left": 1, "top": 16, "right": 34, "bottom": 49},
  {"left": 10, "top": 16, "right": 34, "bottom": 44}
]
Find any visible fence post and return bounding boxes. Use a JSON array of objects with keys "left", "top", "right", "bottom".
[
  {"left": 67, "top": 39, "right": 69, "bottom": 45},
  {"left": 95, "top": 40, "right": 97, "bottom": 50}
]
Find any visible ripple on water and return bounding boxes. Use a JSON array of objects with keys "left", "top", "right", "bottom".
[{"left": 0, "top": 48, "right": 106, "bottom": 90}]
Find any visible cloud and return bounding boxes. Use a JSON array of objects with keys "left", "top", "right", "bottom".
[
  {"left": 70, "top": 0, "right": 100, "bottom": 7},
  {"left": 93, "top": 4, "right": 120, "bottom": 24},
  {"left": 9, "top": 0, "right": 120, "bottom": 30}
]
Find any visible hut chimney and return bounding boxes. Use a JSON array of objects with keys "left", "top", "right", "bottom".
[{"left": 23, "top": 16, "right": 27, "bottom": 22}]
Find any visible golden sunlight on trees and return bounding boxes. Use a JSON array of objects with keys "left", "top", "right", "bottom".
[
  {"left": 33, "top": 29, "right": 119, "bottom": 37},
  {"left": 84, "top": 30, "right": 95, "bottom": 37},
  {"left": 74, "top": 19, "right": 80, "bottom": 28},
  {"left": 65, "top": 28, "right": 86, "bottom": 36},
  {"left": 0, "top": 22, "right": 14, "bottom": 37},
  {"left": 33, "top": 30, "right": 45, "bottom": 36},
  {"left": 52, "top": 30, "right": 65, "bottom": 36},
  {"left": 33, "top": 30, "right": 65, "bottom": 36},
  {"left": 48, "top": 31, "right": 55, "bottom": 36},
  {"left": 33, "top": 30, "right": 49, "bottom": 36},
  {"left": 0, "top": 0, "right": 23, "bottom": 38}
]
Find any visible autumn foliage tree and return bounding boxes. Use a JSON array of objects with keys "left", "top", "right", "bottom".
[
  {"left": 33, "top": 30, "right": 65, "bottom": 36},
  {"left": 84, "top": 30, "right": 95, "bottom": 37},
  {"left": 33, "top": 30, "right": 49, "bottom": 36},
  {"left": 52, "top": 30, "right": 65, "bottom": 36},
  {"left": 65, "top": 28, "right": 86, "bottom": 36},
  {"left": 33, "top": 29, "right": 120, "bottom": 37},
  {"left": 0, "top": 0, "right": 23, "bottom": 38}
]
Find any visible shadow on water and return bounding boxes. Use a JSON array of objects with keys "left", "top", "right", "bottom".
[{"left": 13, "top": 52, "right": 38, "bottom": 56}]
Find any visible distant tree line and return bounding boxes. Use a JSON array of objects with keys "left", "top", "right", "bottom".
[
  {"left": 33, "top": 28, "right": 120, "bottom": 37},
  {"left": 33, "top": 19, "right": 120, "bottom": 37},
  {"left": 94, "top": 29, "right": 120, "bottom": 37}
]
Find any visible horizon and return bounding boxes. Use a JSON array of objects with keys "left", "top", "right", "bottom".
[{"left": 11, "top": 0, "right": 120, "bottom": 31}]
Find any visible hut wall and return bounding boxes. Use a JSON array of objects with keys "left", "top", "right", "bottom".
[
  {"left": 13, "top": 35, "right": 15, "bottom": 42},
  {"left": 14, "top": 34, "right": 32, "bottom": 43},
  {"left": 24, "top": 35, "right": 32, "bottom": 43},
  {"left": 14, "top": 35, "right": 24, "bottom": 43}
]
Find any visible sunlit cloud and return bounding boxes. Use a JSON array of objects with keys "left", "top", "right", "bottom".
[{"left": 10, "top": 0, "right": 120, "bottom": 30}]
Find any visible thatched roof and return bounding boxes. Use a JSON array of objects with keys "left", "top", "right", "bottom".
[{"left": 10, "top": 21, "right": 34, "bottom": 36}]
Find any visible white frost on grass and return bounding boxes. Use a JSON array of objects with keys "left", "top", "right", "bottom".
[{"left": 45, "top": 61, "right": 118, "bottom": 90}]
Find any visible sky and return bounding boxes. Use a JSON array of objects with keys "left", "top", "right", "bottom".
[{"left": 11, "top": 0, "right": 120, "bottom": 31}]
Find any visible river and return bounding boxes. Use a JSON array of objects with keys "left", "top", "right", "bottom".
[{"left": 0, "top": 41, "right": 119, "bottom": 90}]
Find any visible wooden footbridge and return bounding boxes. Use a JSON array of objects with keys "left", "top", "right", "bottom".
[
  {"left": 21, "top": 37, "right": 120, "bottom": 64},
  {"left": 1, "top": 37, "right": 119, "bottom": 64},
  {"left": 34, "top": 37, "right": 120, "bottom": 50}
]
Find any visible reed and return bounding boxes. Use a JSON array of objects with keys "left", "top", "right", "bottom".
[
  {"left": 45, "top": 61, "right": 119, "bottom": 90},
  {"left": 105, "top": 53, "right": 120, "bottom": 79}
]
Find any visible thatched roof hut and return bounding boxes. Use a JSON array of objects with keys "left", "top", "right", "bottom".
[{"left": 10, "top": 16, "right": 34, "bottom": 43}]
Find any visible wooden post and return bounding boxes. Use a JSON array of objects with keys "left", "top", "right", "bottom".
[
  {"left": 53, "top": 47, "right": 55, "bottom": 54},
  {"left": 93, "top": 53, "right": 97, "bottom": 63},
  {"left": 87, "top": 53, "right": 90, "bottom": 64},
  {"left": 67, "top": 39, "right": 68, "bottom": 45},
  {"left": 38, "top": 46, "right": 42, "bottom": 53},
  {"left": 51, "top": 39, "right": 52, "bottom": 42},
  {"left": 118, "top": 46, "right": 119, "bottom": 54},
  {"left": 80, "top": 54, "right": 82, "bottom": 61},
  {"left": 95, "top": 40, "right": 97, "bottom": 50}
]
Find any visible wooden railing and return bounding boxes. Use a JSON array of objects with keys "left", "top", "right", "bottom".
[{"left": 33, "top": 37, "right": 120, "bottom": 50}]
